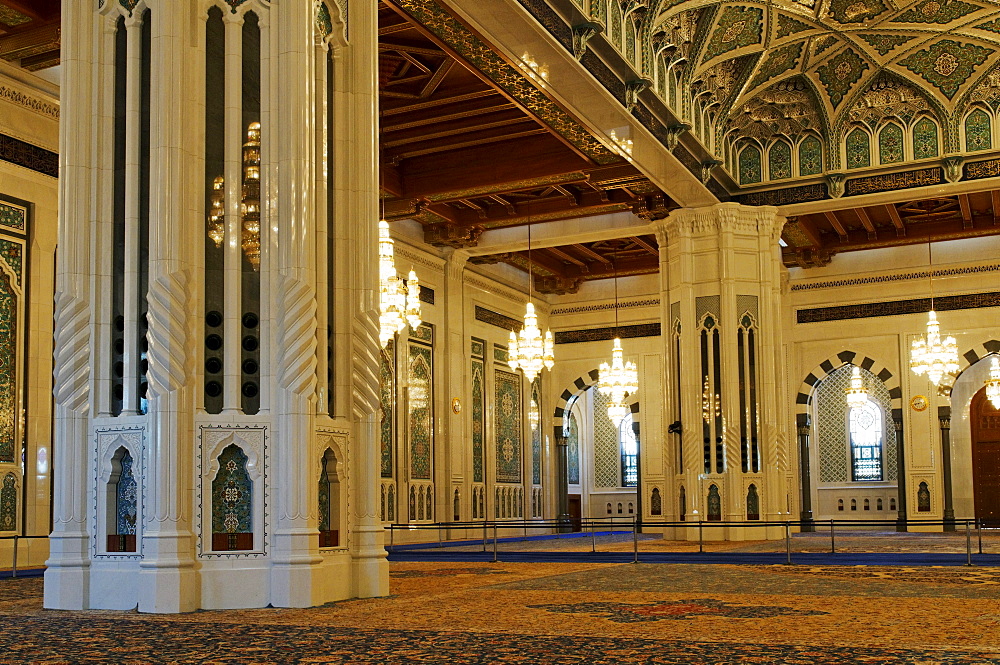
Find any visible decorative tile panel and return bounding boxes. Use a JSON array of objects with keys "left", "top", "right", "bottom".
[
  {"left": 495, "top": 369, "right": 522, "bottom": 484},
  {"left": 408, "top": 344, "right": 433, "bottom": 480},
  {"left": 845, "top": 167, "right": 942, "bottom": 195},
  {"left": 531, "top": 379, "right": 541, "bottom": 485},
  {"left": 912, "top": 117, "right": 939, "bottom": 158},
  {"left": 475, "top": 305, "right": 521, "bottom": 332},
  {"left": 965, "top": 108, "right": 992, "bottom": 151},
  {"left": 0, "top": 239, "right": 22, "bottom": 284},
  {"left": 878, "top": 123, "right": 904, "bottom": 163},
  {"left": 567, "top": 411, "right": 580, "bottom": 485},
  {"left": 895, "top": 0, "right": 980, "bottom": 24},
  {"left": 739, "top": 144, "right": 762, "bottom": 184},
  {"left": 593, "top": 392, "right": 620, "bottom": 488},
  {"left": 899, "top": 39, "right": 991, "bottom": 100},
  {"left": 0, "top": 472, "right": 15, "bottom": 531},
  {"left": 828, "top": 0, "right": 888, "bottom": 24},
  {"left": 379, "top": 341, "right": 394, "bottom": 479},
  {"left": 796, "top": 290, "right": 1000, "bottom": 323},
  {"left": 0, "top": 202, "right": 25, "bottom": 232},
  {"left": 0, "top": 272, "right": 17, "bottom": 462},
  {"left": 799, "top": 135, "right": 823, "bottom": 175},
  {"left": 748, "top": 43, "right": 803, "bottom": 90},
  {"left": 211, "top": 445, "right": 252, "bottom": 534},
  {"left": 817, "top": 49, "right": 870, "bottom": 108},
  {"left": 857, "top": 34, "right": 914, "bottom": 56},
  {"left": 702, "top": 6, "right": 763, "bottom": 64},
  {"left": 846, "top": 127, "right": 871, "bottom": 169},
  {"left": 0, "top": 134, "right": 58, "bottom": 178},
  {"left": 116, "top": 450, "right": 137, "bottom": 535},
  {"left": 776, "top": 14, "right": 813, "bottom": 38},
  {"left": 768, "top": 141, "right": 792, "bottom": 180},
  {"left": 409, "top": 322, "right": 433, "bottom": 344},
  {"left": 472, "top": 357, "right": 485, "bottom": 483},
  {"left": 554, "top": 323, "right": 660, "bottom": 344},
  {"left": 494, "top": 345, "right": 509, "bottom": 362}
]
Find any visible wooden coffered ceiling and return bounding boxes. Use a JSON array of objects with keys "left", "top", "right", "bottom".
[
  {"left": 378, "top": 1, "right": 675, "bottom": 253},
  {"left": 782, "top": 189, "right": 1000, "bottom": 268},
  {"left": 0, "top": 0, "right": 60, "bottom": 72}
]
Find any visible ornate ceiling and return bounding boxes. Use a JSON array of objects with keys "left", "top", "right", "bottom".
[
  {"left": 0, "top": 1, "right": 60, "bottom": 72},
  {"left": 654, "top": 0, "right": 1000, "bottom": 170}
]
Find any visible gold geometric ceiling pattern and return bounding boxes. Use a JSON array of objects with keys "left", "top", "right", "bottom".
[{"left": 652, "top": 0, "right": 1000, "bottom": 173}]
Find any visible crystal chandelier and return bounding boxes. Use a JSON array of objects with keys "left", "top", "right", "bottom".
[
  {"left": 207, "top": 176, "right": 225, "bottom": 248},
  {"left": 986, "top": 356, "right": 1000, "bottom": 409},
  {"left": 599, "top": 338, "right": 638, "bottom": 426},
  {"left": 845, "top": 365, "right": 868, "bottom": 409},
  {"left": 241, "top": 122, "right": 262, "bottom": 271},
  {"left": 377, "top": 220, "right": 421, "bottom": 348},
  {"left": 910, "top": 243, "right": 958, "bottom": 385},
  {"left": 508, "top": 223, "right": 554, "bottom": 382},
  {"left": 597, "top": 256, "right": 637, "bottom": 426},
  {"left": 701, "top": 377, "right": 720, "bottom": 423}
]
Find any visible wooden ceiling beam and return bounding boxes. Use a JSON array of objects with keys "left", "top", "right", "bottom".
[
  {"left": 993, "top": 191, "right": 1000, "bottom": 226},
  {"left": 380, "top": 89, "right": 500, "bottom": 116},
  {"left": 959, "top": 193, "right": 974, "bottom": 229},
  {"left": 390, "top": 127, "right": 550, "bottom": 160},
  {"left": 572, "top": 243, "right": 613, "bottom": 265},
  {"left": 0, "top": 20, "right": 58, "bottom": 59},
  {"left": 856, "top": 208, "right": 876, "bottom": 240},
  {"left": 546, "top": 246, "right": 590, "bottom": 269},
  {"left": 381, "top": 102, "right": 517, "bottom": 133},
  {"left": 631, "top": 236, "right": 659, "bottom": 256},
  {"left": 824, "top": 211, "right": 848, "bottom": 240},
  {"left": 885, "top": 204, "right": 906, "bottom": 237},
  {"left": 382, "top": 115, "right": 537, "bottom": 148}
]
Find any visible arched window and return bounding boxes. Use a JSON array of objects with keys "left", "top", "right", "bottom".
[
  {"left": 965, "top": 108, "right": 992, "bottom": 152},
  {"left": 746, "top": 484, "right": 760, "bottom": 520},
  {"left": 319, "top": 448, "right": 340, "bottom": 547},
  {"left": 620, "top": 412, "right": 638, "bottom": 487},
  {"left": 707, "top": 484, "right": 722, "bottom": 521},
  {"left": 878, "top": 123, "right": 904, "bottom": 164},
  {"left": 850, "top": 399, "right": 884, "bottom": 481},
  {"left": 798, "top": 135, "right": 822, "bottom": 176},
  {"left": 768, "top": 140, "right": 792, "bottom": 180},
  {"left": 912, "top": 117, "right": 939, "bottom": 159},
  {"left": 738, "top": 144, "right": 762, "bottom": 184},
  {"left": 837, "top": 499, "right": 844, "bottom": 511},
  {"left": 650, "top": 487, "right": 662, "bottom": 516},
  {"left": 846, "top": 127, "right": 871, "bottom": 169}
]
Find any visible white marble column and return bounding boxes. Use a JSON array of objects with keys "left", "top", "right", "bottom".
[
  {"left": 44, "top": 0, "right": 96, "bottom": 611},
  {"left": 136, "top": 0, "right": 200, "bottom": 614},
  {"left": 443, "top": 250, "right": 468, "bottom": 526}
]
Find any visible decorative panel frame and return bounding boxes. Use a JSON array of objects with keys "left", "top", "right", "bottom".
[
  {"left": 93, "top": 426, "right": 145, "bottom": 558},
  {"left": 494, "top": 369, "right": 522, "bottom": 484}
]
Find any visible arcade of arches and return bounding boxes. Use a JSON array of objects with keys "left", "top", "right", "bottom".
[{"left": 0, "top": 0, "right": 999, "bottom": 614}]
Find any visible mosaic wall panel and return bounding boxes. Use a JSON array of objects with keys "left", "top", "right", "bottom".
[
  {"left": 768, "top": 141, "right": 791, "bottom": 180},
  {"left": 814, "top": 365, "right": 896, "bottom": 484},
  {"left": 472, "top": 357, "right": 485, "bottom": 483},
  {"left": 899, "top": 39, "right": 990, "bottom": 100},
  {"left": 495, "top": 369, "right": 522, "bottom": 484},
  {"left": 702, "top": 6, "right": 763, "bottom": 64},
  {"left": 211, "top": 444, "right": 252, "bottom": 534},
  {"left": 799, "top": 136, "right": 822, "bottom": 176},
  {"left": 878, "top": 123, "right": 903, "bottom": 164},
  {"left": 0, "top": 202, "right": 25, "bottom": 232},
  {"left": 844, "top": 168, "right": 942, "bottom": 196},
  {"left": 567, "top": 411, "right": 580, "bottom": 485},
  {"left": 816, "top": 49, "right": 869, "bottom": 108},
  {"left": 408, "top": 344, "right": 433, "bottom": 480},
  {"left": 738, "top": 144, "right": 762, "bottom": 185},
  {"left": 912, "top": 117, "right": 939, "bottom": 159},
  {"left": 593, "top": 390, "right": 620, "bottom": 488},
  {"left": 0, "top": 271, "right": 18, "bottom": 463},
  {"left": 116, "top": 450, "right": 137, "bottom": 535},
  {"left": 965, "top": 109, "right": 992, "bottom": 152},
  {"left": 0, "top": 472, "right": 14, "bottom": 531},
  {"left": 318, "top": 459, "right": 331, "bottom": 532},
  {"left": 380, "top": 341, "right": 394, "bottom": 479},
  {"left": 797, "top": 291, "right": 1000, "bottom": 323},
  {"left": 409, "top": 322, "right": 433, "bottom": 344},
  {"left": 846, "top": 128, "right": 871, "bottom": 169},
  {"left": 531, "top": 379, "right": 541, "bottom": 485}
]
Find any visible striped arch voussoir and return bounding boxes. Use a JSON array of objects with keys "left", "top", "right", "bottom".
[
  {"left": 941, "top": 339, "right": 1000, "bottom": 396},
  {"left": 796, "top": 350, "right": 902, "bottom": 426},
  {"left": 551, "top": 368, "right": 641, "bottom": 441}
]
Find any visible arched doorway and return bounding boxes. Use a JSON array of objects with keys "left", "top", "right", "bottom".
[{"left": 971, "top": 388, "right": 1000, "bottom": 525}]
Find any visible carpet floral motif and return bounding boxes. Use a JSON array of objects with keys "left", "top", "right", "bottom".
[
  {"left": 528, "top": 598, "right": 829, "bottom": 623},
  {"left": 390, "top": 567, "right": 512, "bottom": 578}
]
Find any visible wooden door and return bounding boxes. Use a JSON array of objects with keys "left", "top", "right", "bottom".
[
  {"left": 567, "top": 494, "right": 582, "bottom": 532},
  {"left": 971, "top": 389, "right": 1000, "bottom": 526}
]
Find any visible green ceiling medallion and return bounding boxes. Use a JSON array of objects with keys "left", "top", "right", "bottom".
[
  {"left": 899, "top": 39, "right": 991, "bottom": 99},
  {"left": 817, "top": 49, "right": 870, "bottom": 108},
  {"left": 701, "top": 6, "right": 763, "bottom": 64},
  {"left": 827, "top": 0, "right": 888, "bottom": 24},
  {"left": 857, "top": 33, "right": 915, "bottom": 56},
  {"left": 894, "top": 0, "right": 981, "bottom": 25},
  {"left": 749, "top": 42, "right": 804, "bottom": 90}
]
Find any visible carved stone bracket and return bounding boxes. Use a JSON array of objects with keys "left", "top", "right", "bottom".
[
  {"left": 826, "top": 173, "right": 846, "bottom": 199},
  {"left": 535, "top": 275, "right": 583, "bottom": 295},
  {"left": 424, "top": 222, "right": 485, "bottom": 248},
  {"left": 666, "top": 123, "right": 690, "bottom": 151},
  {"left": 572, "top": 22, "right": 603, "bottom": 61},
  {"left": 943, "top": 156, "right": 963, "bottom": 184},
  {"left": 625, "top": 78, "right": 652, "bottom": 112},
  {"left": 700, "top": 159, "right": 722, "bottom": 184}
]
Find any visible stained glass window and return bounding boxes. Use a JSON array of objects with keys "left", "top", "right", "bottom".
[
  {"left": 768, "top": 140, "right": 792, "bottom": 180},
  {"left": 965, "top": 108, "right": 992, "bottom": 152},
  {"left": 619, "top": 413, "right": 638, "bottom": 488},
  {"left": 912, "top": 117, "right": 938, "bottom": 159},
  {"left": 738, "top": 144, "right": 762, "bottom": 184},
  {"left": 846, "top": 127, "right": 871, "bottom": 169},
  {"left": 849, "top": 399, "right": 883, "bottom": 481},
  {"left": 798, "top": 135, "right": 822, "bottom": 176},
  {"left": 878, "top": 123, "right": 904, "bottom": 164}
]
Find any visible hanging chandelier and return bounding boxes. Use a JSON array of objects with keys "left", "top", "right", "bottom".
[
  {"left": 377, "top": 220, "right": 421, "bottom": 348},
  {"left": 241, "top": 122, "right": 262, "bottom": 271},
  {"left": 207, "top": 176, "right": 225, "bottom": 248},
  {"left": 597, "top": 255, "right": 637, "bottom": 426},
  {"left": 911, "top": 242, "right": 959, "bottom": 385},
  {"left": 845, "top": 365, "right": 868, "bottom": 409},
  {"left": 599, "top": 338, "right": 638, "bottom": 426},
  {"left": 701, "top": 377, "right": 720, "bottom": 423},
  {"left": 985, "top": 356, "right": 1000, "bottom": 409},
  {"left": 508, "top": 223, "right": 554, "bottom": 382}
]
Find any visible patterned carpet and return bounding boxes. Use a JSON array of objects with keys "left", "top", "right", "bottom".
[{"left": 1, "top": 561, "right": 999, "bottom": 663}]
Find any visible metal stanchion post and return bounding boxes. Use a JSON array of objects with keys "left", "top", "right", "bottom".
[
  {"left": 523, "top": 518, "right": 527, "bottom": 542},
  {"left": 633, "top": 516, "right": 638, "bottom": 564},
  {"left": 966, "top": 520, "right": 973, "bottom": 567},
  {"left": 830, "top": 519, "right": 835, "bottom": 554},
  {"left": 389, "top": 525, "right": 394, "bottom": 552},
  {"left": 785, "top": 522, "right": 791, "bottom": 565},
  {"left": 493, "top": 523, "right": 498, "bottom": 563},
  {"left": 11, "top": 535, "right": 17, "bottom": 578},
  {"left": 438, "top": 524, "right": 443, "bottom": 548},
  {"left": 482, "top": 521, "right": 487, "bottom": 553},
  {"left": 592, "top": 520, "right": 596, "bottom": 552},
  {"left": 978, "top": 518, "right": 983, "bottom": 555},
  {"left": 699, "top": 518, "right": 704, "bottom": 554}
]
